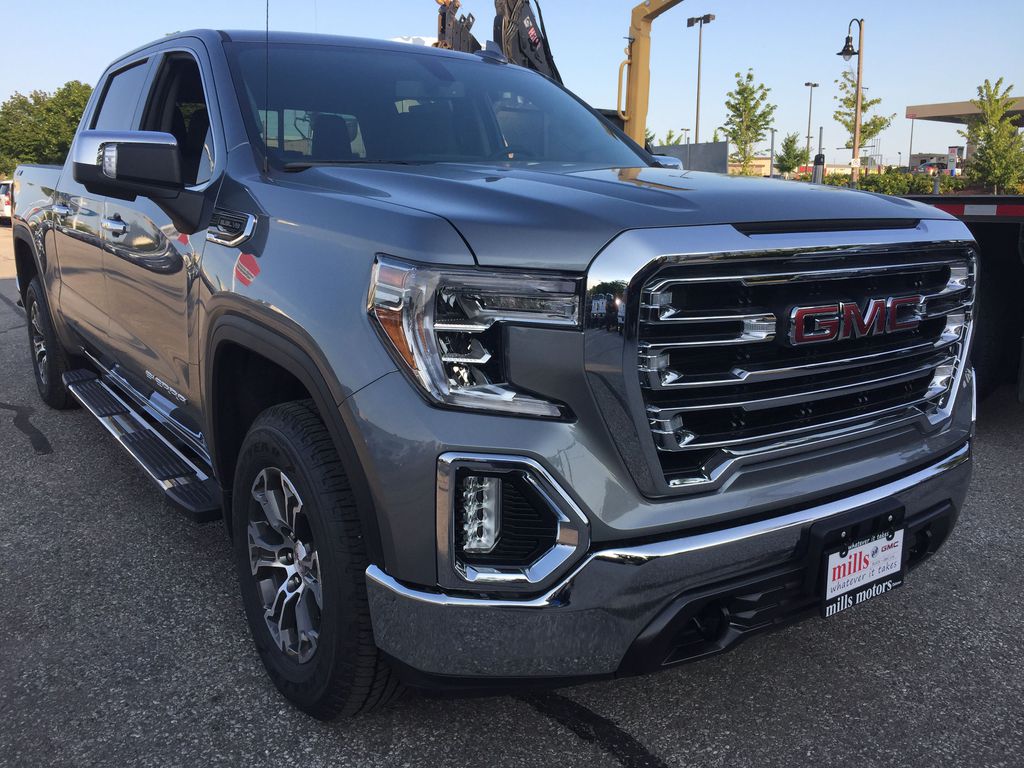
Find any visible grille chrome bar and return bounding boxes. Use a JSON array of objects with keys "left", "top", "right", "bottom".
[
  {"left": 641, "top": 315, "right": 965, "bottom": 390},
  {"left": 648, "top": 354, "right": 954, "bottom": 418},
  {"left": 644, "top": 257, "right": 964, "bottom": 293}
]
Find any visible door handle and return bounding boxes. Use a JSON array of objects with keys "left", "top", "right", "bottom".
[
  {"left": 102, "top": 218, "right": 129, "bottom": 237},
  {"left": 52, "top": 204, "right": 71, "bottom": 218}
]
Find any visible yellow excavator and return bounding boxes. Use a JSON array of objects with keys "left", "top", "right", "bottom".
[
  {"left": 615, "top": 0, "right": 687, "bottom": 145},
  {"left": 433, "top": 0, "right": 683, "bottom": 146}
]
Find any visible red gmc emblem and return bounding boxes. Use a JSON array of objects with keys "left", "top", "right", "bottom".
[{"left": 789, "top": 296, "right": 923, "bottom": 345}]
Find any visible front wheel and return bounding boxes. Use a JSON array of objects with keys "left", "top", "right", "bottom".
[{"left": 232, "top": 400, "right": 401, "bottom": 718}]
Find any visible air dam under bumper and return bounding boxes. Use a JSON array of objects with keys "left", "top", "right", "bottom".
[{"left": 366, "top": 442, "right": 971, "bottom": 680}]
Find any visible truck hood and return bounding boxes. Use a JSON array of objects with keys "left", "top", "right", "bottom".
[{"left": 305, "top": 164, "right": 949, "bottom": 271}]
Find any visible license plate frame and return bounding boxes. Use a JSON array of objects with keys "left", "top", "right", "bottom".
[
  {"left": 821, "top": 528, "right": 905, "bottom": 618},
  {"left": 800, "top": 497, "right": 908, "bottom": 617}
]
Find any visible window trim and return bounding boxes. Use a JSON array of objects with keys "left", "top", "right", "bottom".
[{"left": 137, "top": 47, "right": 223, "bottom": 193}]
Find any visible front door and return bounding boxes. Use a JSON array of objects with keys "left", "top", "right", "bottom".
[
  {"left": 102, "top": 48, "right": 219, "bottom": 442},
  {"left": 53, "top": 58, "right": 152, "bottom": 352}
]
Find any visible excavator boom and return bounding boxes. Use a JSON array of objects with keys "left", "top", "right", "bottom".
[{"left": 617, "top": 0, "right": 687, "bottom": 144}]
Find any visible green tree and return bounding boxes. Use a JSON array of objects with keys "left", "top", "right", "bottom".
[
  {"left": 721, "top": 69, "right": 776, "bottom": 175},
  {"left": 833, "top": 69, "right": 894, "bottom": 150},
  {"left": 0, "top": 81, "right": 92, "bottom": 177},
  {"left": 959, "top": 78, "right": 1024, "bottom": 194},
  {"left": 773, "top": 131, "right": 809, "bottom": 177},
  {"left": 644, "top": 127, "right": 656, "bottom": 147}
]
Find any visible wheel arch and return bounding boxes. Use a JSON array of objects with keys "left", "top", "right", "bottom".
[
  {"left": 204, "top": 312, "right": 385, "bottom": 567},
  {"left": 12, "top": 224, "right": 42, "bottom": 298}
]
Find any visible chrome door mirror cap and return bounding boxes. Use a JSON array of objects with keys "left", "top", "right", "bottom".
[
  {"left": 652, "top": 155, "right": 684, "bottom": 170},
  {"left": 72, "top": 130, "right": 183, "bottom": 201}
]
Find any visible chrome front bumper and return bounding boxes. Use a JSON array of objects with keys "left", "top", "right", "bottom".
[{"left": 366, "top": 442, "right": 972, "bottom": 679}]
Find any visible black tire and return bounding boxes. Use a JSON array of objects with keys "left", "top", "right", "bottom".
[
  {"left": 232, "top": 400, "right": 402, "bottom": 718},
  {"left": 24, "top": 277, "right": 76, "bottom": 409}
]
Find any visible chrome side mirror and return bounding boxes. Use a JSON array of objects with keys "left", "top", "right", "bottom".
[
  {"left": 73, "top": 130, "right": 183, "bottom": 199},
  {"left": 652, "top": 155, "right": 684, "bottom": 170},
  {"left": 71, "top": 130, "right": 211, "bottom": 235}
]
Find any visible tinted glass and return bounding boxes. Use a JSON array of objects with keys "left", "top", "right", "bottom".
[
  {"left": 141, "top": 56, "right": 214, "bottom": 185},
  {"left": 93, "top": 61, "right": 149, "bottom": 131},
  {"left": 227, "top": 43, "right": 645, "bottom": 169}
]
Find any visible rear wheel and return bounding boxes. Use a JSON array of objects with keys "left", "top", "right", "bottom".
[
  {"left": 24, "top": 277, "right": 76, "bottom": 409},
  {"left": 232, "top": 400, "right": 401, "bottom": 718}
]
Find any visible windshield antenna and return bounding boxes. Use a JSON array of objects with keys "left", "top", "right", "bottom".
[{"left": 263, "top": 0, "right": 270, "bottom": 174}]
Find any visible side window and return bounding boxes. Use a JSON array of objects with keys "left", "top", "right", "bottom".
[
  {"left": 92, "top": 61, "right": 149, "bottom": 131},
  {"left": 141, "top": 54, "right": 214, "bottom": 186}
]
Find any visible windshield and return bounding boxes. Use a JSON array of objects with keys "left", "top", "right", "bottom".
[{"left": 226, "top": 42, "right": 647, "bottom": 169}]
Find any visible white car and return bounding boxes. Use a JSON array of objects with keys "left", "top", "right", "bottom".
[{"left": 0, "top": 180, "right": 11, "bottom": 222}]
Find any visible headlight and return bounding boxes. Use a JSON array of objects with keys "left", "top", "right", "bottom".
[{"left": 368, "top": 255, "right": 580, "bottom": 417}]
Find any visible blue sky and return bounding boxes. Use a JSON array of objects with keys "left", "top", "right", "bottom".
[{"left": 2, "top": 0, "right": 1021, "bottom": 164}]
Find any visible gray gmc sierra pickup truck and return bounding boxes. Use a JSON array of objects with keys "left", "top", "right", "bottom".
[{"left": 12, "top": 30, "right": 976, "bottom": 718}]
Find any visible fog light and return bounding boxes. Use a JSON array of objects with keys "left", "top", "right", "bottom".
[{"left": 461, "top": 476, "right": 501, "bottom": 553}]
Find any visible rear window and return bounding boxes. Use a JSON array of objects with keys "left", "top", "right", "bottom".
[{"left": 226, "top": 43, "right": 644, "bottom": 169}]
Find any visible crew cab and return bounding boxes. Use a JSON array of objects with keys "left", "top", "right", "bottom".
[{"left": 11, "top": 30, "right": 976, "bottom": 718}]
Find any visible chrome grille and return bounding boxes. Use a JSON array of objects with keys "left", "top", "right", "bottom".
[{"left": 636, "top": 248, "right": 975, "bottom": 488}]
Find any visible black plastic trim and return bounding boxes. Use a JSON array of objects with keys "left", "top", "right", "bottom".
[
  {"left": 204, "top": 312, "right": 385, "bottom": 567},
  {"left": 619, "top": 499, "right": 958, "bottom": 675},
  {"left": 733, "top": 218, "right": 921, "bottom": 236}
]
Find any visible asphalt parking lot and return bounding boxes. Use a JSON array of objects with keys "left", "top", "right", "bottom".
[{"left": 0, "top": 230, "right": 1021, "bottom": 768}]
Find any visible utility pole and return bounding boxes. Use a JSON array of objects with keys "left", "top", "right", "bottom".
[
  {"left": 804, "top": 82, "right": 819, "bottom": 163},
  {"left": 769, "top": 127, "right": 776, "bottom": 178},
  {"left": 687, "top": 14, "right": 715, "bottom": 143},
  {"left": 837, "top": 19, "right": 865, "bottom": 186}
]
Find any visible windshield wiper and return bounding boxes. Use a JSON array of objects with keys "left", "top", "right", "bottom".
[{"left": 283, "top": 159, "right": 435, "bottom": 171}]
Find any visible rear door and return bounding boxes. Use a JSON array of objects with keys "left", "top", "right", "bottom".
[
  {"left": 101, "top": 44, "right": 221, "bottom": 444},
  {"left": 53, "top": 58, "right": 152, "bottom": 351}
]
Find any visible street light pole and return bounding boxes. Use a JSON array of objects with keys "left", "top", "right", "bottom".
[
  {"left": 837, "top": 18, "right": 865, "bottom": 186},
  {"left": 804, "top": 82, "right": 818, "bottom": 163},
  {"left": 688, "top": 14, "right": 715, "bottom": 143}
]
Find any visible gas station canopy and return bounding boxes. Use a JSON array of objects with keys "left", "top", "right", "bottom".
[{"left": 906, "top": 98, "right": 1024, "bottom": 126}]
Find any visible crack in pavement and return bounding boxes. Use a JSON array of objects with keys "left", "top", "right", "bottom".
[
  {"left": 0, "top": 401, "right": 53, "bottom": 455},
  {"left": 519, "top": 692, "right": 670, "bottom": 768}
]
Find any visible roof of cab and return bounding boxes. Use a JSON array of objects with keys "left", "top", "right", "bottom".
[{"left": 111, "top": 28, "right": 482, "bottom": 67}]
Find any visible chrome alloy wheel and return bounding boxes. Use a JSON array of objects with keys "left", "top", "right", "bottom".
[
  {"left": 29, "top": 302, "right": 47, "bottom": 385},
  {"left": 248, "top": 467, "right": 323, "bottom": 664}
]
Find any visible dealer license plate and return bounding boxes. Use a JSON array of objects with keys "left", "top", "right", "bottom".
[{"left": 822, "top": 529, "right": 904, "bottom": 618}]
